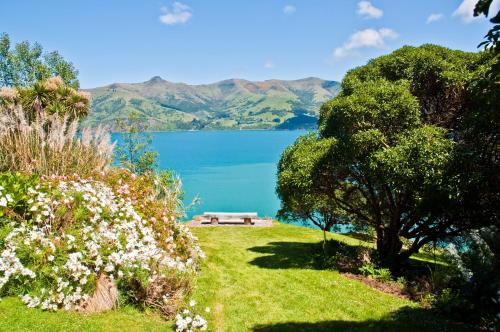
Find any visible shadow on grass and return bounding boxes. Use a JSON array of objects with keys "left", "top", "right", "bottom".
[
  {"left": 252, "top": 306, "right": 474, "bottom": 332},
  {"left": 247, "top": 240, "right": 362, "bottom": 270},
  {"left": 343, "top": 231, "right": 375, "bottom": 242},
  {"left": 248, "top": 239, "right": 445, "bottom": 274},
  {"left": 248, "top": 241, "right": 323, "bottom": 269}
]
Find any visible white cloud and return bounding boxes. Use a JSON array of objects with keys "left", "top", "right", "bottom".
[
  {"left": 283, "top": 5, "right": 296, "bottom": 15},
  {"left": 357, "top": 1, "right": 383, "bottom": 19},
  {"left": 264, "top": 61, "right": 275, "bottom": 69},
  {"left": 426, "top": 13, "right": 444, "bottom": 24},
  {"left": 333, "top": 28, "right": 398, "bottom": 59},
  {"left": 452, "top": 0, "right": 482, "bottom": 23},
  {"left": 159, "top": 2, "right": 192, "bottom": 25}
]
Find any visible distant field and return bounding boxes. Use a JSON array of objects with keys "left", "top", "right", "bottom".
[{"left": 0, "top": 223, "right": 472, "bottom": 332}]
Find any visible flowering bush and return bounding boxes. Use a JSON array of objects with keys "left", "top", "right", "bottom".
[
  {"left": 0, "top": 185, "right": 13, "bottom": 209},
  {"left": 175, "top": 299, "right": 209, "bottom": 332},
  {"left": 0, "top": 171, "right": 204, "bottom": 316}
]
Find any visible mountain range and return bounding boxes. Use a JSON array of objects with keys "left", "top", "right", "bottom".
[{"left": 83, "top": 76, "right": 340, "bottom": 131}]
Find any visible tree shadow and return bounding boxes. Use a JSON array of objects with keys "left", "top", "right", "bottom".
[
  {"left": 247, "top": 241, "right": 320, "bottom": 269},
  {"left": 248, "top": 239, "right": 445, "bottom": 275},
  {"left": 343, "top": 231, "right": 375, "bottom": 242},
  {"left": 252, "top": 306, "right": 474, "bottom": 332},
  {"left": 247, "top": 239, "right": 364, "bottom": 270}
]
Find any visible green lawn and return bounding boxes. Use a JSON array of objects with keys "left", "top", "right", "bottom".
[
  {"left": 0, "top": 223, "right": 473, "bottom": 332},
  {"left": 0, "top": 297, "right": 172, "bottom": 331},
  {"left": 190, "top": 223, "right": 472, "bottom": 332}
]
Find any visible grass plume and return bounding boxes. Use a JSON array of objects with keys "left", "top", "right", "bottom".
[{"left": 0, "top": 106, "right": 115, "bottom": 176}]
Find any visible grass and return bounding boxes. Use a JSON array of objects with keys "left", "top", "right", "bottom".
[
  {"left": 190, "top": 223, "right": 472, "bottom": 332},
  {"left": 0, "top": 297, "right": 172, "bottom": 331},
  {"left": 0, "top": 223, "right": 473, "bottom": 331}
]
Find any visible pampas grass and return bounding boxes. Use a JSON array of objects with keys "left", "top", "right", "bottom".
[{"left": 0, "top": 106, "right": 115, "bottom": 176}]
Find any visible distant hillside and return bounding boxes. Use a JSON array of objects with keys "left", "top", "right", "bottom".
[{"left": 83, "top": 76, "right": 340, "bottom": 130}]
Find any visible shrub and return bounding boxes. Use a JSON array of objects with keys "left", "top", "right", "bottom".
[
  {"left": 0, "top": 172, "right": 39, "bottom": 220},
  {"left": 317, "top": 239, "right": 372, "bottom": 272},
  {"left": 0, "top": 76, "right": 89, "bottom": 122},
  {"left": 432, "top": 233, "right": 500, "bottom": 329},
  {"left": 359, "top": 263, "right": 393, "bottom": 282},
  {"left": 0, "top": 171, "right": 204, "bottom": 317},
  {"left": 0, "top": 107, "right": 114, "bottom": 176},
  {"left": 0, "top": 78, "right": 108, "bottom": 177},
  {"left": 175, "top": 300, "right": 209, "bottom": 331}
]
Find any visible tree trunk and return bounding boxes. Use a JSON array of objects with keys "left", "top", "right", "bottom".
[{"left": 376, "top": 227, "right": 404, "bottom": 273}]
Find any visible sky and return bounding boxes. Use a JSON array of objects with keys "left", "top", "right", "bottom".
[{"left": 1, "top": 0, "right": 498, "bottom": 88}]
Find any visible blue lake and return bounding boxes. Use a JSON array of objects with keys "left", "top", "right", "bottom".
[{"left": 147, "top": 130, "right": 306, "bottom": 220}]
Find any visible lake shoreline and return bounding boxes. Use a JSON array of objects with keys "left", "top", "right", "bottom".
[{"left": 110, "top": 128, "right": 315, "bottom": 134}]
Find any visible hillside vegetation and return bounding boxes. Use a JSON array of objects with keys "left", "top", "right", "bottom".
[{"left": 84, "top": 77, "right": 340, "bottom": 131}]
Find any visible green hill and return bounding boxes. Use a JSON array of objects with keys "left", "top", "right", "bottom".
[{"left": 83, "top": 77, "right": 340, "bottom": 130}]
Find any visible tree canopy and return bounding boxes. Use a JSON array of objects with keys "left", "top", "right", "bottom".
[
  {"left": 276, "top": 133, "right": 340, "bottom": 232},
  {"left": 276, "top": 44, "right": 498, "bottom": 272},
  {"left": 0, "top": 33, "right": 79, "bottom": 89}
]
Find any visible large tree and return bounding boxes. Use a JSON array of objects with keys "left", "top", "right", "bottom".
[
  {"left": 318, "top": 78, "right": 461, "bottom": 270},
  {"left": 277, "top": 44, "right": 497, "bottom": 272},
  {"left": 0, "top": 33, "right": 79, "bottom": 88}
]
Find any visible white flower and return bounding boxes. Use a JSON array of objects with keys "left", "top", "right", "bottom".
[
  {"left": 1, "top": 177, "right": 204, "bottom": 314},
  {"left": 104, "top": 263, "right": 114, "bottom": 273}
]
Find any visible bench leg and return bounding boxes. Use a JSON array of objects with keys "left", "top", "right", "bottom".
[
  {"left": 244, "top": 218, "right": 252, "bottom": 225},
  {"left": 211, "top": 217, "right": 219, "bottom": 225}
]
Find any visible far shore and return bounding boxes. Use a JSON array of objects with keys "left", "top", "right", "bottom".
[{"left": 110, "top": 128, "right": 313, "bottom": 134}]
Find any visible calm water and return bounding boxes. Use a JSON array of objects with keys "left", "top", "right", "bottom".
[{"left": 147, "top": 130, "right": 306, "bottom": 220}]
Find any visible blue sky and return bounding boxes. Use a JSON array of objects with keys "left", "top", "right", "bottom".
[{"left": 1, "top": 0, "right": 498, "bottom": 88}]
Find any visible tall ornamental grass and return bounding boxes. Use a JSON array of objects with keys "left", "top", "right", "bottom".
[{"left": 0, "top": 105, "right": 115, "bottom": 176}]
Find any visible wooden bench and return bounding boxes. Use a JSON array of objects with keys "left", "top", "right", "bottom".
[{"left": 202, "top": 212, "right": 258, "bottom": 225}]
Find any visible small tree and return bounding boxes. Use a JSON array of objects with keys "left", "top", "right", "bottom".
[
  {"left": 116, "top": 111, "right": 159, "bottom": 175},
  {"left": 114, "top": 112, "right": 186, "bottom": 215},
  {"left": 0, "top": 76, "right": 90, "bottom": 123}
]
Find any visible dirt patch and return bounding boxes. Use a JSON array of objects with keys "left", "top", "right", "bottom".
[
  {"left": 78, "top": 274, "right": 118, "bottom": 313},
  {"left": 342, "top": 272, "right": 411, "bottom": 300},
  {"left": 214, "top": 303, "right": 225, "bottom": 332}
]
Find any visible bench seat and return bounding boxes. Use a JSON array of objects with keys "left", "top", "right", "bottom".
[{"left": 201, "top": 212, "right": 257, "bottom": 225}]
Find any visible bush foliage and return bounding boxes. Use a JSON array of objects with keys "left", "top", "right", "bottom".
[{"left": 0, "top": 170, "right": 203, "bottom": 316}]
